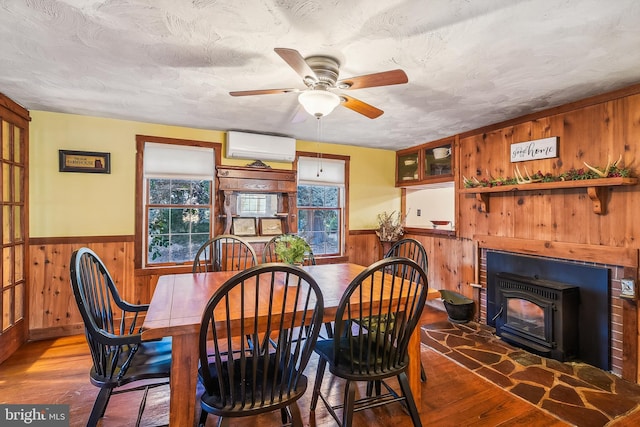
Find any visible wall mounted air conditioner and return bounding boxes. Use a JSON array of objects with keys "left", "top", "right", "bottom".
[{"left": 226, "top": 131, "right": 296, "bottom": 162}]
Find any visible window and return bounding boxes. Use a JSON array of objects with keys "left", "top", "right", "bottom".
[
  {"left": 297, "top": 156, "right": 348, "bottom": 256},
  {"left": 147, "top": 178, "right": 211, "bottom": 264},
  {"left": 137, "top": 138, "right": 218, "bottom": 267}
]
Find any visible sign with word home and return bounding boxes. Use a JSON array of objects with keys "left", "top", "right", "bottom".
[{"left": 510, "top": 137, "right": 558, "bottom": 162}]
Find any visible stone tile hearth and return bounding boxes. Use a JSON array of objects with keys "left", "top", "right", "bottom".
[{"left": 422, "top": 320, "right": 640, "bottom": 427}]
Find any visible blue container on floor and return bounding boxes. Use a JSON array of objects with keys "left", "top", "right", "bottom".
[{"left": 439, "top": 289, "right": 475, "bottom": 324}]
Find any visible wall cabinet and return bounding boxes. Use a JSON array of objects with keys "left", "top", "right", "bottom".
[{"left": 396, "top": 138, "right": 454, "bottom": 187}]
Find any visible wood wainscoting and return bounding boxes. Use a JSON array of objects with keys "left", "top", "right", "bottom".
[
  {"left": 29, "top": 236, "right": 139, "bottom": 340},
  {"left": 29, "top": 232, "right": 384, "bottom": 341}
]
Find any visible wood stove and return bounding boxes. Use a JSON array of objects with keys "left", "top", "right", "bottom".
[{"left": 495, "top": 272, "right": 580, "bottom": 362}]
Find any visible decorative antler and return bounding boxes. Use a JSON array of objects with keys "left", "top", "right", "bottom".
[
  {"left": 583, "top": 154, "right": 622, "bottom": 178},
  {"left": 514, "top": 165, "right": 542, "bottom": 184}
]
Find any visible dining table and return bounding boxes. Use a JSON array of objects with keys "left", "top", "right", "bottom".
[{"left": 141, "top": 262, "right": 437, "bottom": 426}]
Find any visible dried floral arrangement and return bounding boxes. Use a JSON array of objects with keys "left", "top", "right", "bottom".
[
  {"left": 463, "top": 155, "right": 632, "bottom": 188},
  {"left": 376, "top": 210, "right": 405, "bottom": 242}
]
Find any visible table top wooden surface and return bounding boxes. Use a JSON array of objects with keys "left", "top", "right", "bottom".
[
  {"left": 142, "top": 263, "right": 369, "bottom": 340},
  {"left": 142, "top": 262, "right": 440, "bottom": 341}
]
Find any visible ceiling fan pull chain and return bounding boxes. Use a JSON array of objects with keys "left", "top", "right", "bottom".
[{"left": 316, "top": 117, "right": 323, "bottom": 177}]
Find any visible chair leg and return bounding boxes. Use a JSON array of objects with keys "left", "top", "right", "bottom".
[
  {"left": 88, "top": 387, "right": 113, "bottom": 427},
  {"left": 342, "top": 380, "right": 357, "bottom": 427},
  {"left": 198, "top": 409, "right": 208, "bottom": 427},
  {"left": 134, "top": 386, "right": 150, "bottom": 427},
  {"left": 397, "top": 372, "right": 422, "bottom": 427},
  {"left": 310, "top": 357, "right": 327, "bottom": 411},
  {"left": 288, "top": 402, "right": 304, "bottom": 427}
]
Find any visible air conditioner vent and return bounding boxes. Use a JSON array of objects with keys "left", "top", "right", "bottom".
[{"left": 226, "top": 131, "right": 296, "bottom": 162}]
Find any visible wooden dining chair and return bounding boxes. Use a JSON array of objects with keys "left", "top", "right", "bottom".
[
  {"left": 261, "top": 234, "right": 316, "bottom": 265},
  {"left": 69, "top": 247, "right": 172, "bottom": 427},
  {"left": 197, "top": 263, "right": 324, "bottom": 427},
  {"left": 385, "top": 238, "right": 428, "bottom": 273},
  {"left": 310, "top": 257, "right": 428, "bottom": 427},
  {"left": 384, "top": 237, "right": 429, "bottom": 382},
  {"left": 263, "top": 234, "right": 335, "bottom": 339},
  {"left": 192, "top": 234, "right": 258, "bottom": 273}
]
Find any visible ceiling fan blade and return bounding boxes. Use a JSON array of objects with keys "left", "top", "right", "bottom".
[
  {"left": 337, "top": 69, "right": 408, "bottom": 90},
  {"left": 340, "top": 95, "right": 384, "bottom": 119},
  {"left": 274, "top": 48, "right": 318, "bottom": 82},
  {"left": 229, "top": 88, "right": 300, "bottom": 96}
]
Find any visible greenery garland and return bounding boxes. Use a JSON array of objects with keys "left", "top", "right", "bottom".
[{"left": 463, "top": 163, "right": 632, "bottom": 188}]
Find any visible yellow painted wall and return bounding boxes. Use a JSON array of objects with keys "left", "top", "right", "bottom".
[{"left": 29, "top": 111, "right": 400, "bottom": 237}]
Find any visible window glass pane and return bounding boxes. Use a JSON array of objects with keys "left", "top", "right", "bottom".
[
  {"left": 14, "top": 244, "right": 23, "bottom": 282},
  {"left": 169, "top": 234, "right": 193, "bottom": 264},
  {"left": 149, "top": 179, "right": 171, "bottom": 204},
  {"left": 3, "top": 206, "right": 10, "bottom": 244},
  {"left": 170, "top": 180, "right": 193, "bottom": 205},
  {"left": 14, "top": 165, "right": 23, "bottom": 202},
  {"left": 2, "top": 121, "right": 10, "bottom": 161},
  {"left": 14, "top": 206, "right": 21, "bottom": 241},
  {"left": 15, "top": 283, "right": 23, "bottom": 321},
  {"left": 3, "top": 247, "right": 11, "bottom": 288},
  {"left": 310, "top": 187, "right": 325, "bottom": 207},
  {"left": 324, "top": 187, "right": 339, "bottom": 207},
  {"left": 2, "top": 164, "right": 9, "bottom": 201},
  {"left": 297, "top": 186, "right": 311, "bottom": 207},
  {"left": 3, "top": 289, "right": 12, "bottom": 331},
  {"left": 14, "top": 127, "right": 22, "bottom": 164}
]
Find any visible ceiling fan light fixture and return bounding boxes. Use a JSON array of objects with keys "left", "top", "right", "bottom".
[{"left": 298, "top": 90, "right": 341, "bottom": 118}]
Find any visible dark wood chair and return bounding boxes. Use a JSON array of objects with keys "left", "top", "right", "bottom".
[
  {"left": 197, "top": 263, "right": 324, "bottom": 427},
  {"left": 263, "top": 234, "right": 335, "bottom": 339},
  {"left": 310, "top": 257, "right": 428, "bottom": 427},
  {"left": 69, "top": 247, "right": 171, "bottom": 427},
  {"left": 261, "top": 234, "right": 316, "bottom": 265},
  {"left": 192, "top": 234, "right": 258, "bottom": 273},
  {"left": 384, "top": 238, "right": 429, "bottom": 382},
  {"left": 385, "top": 238, "right": 428, "bottom": 273}
]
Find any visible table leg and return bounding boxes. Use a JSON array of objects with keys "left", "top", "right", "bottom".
[
  {"left": 169, "top": 333, "right": 199, "bottom": 426},
  {"left": 407, "top": 328, "right": 422, "bottom": 412}
]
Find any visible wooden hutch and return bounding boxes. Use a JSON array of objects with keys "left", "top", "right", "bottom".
[{"left": 216, "top": 165, "right": 297, "bottom": 256}]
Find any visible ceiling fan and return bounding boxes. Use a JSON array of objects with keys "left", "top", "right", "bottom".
[{"left": 229, "top": 48, "right": 408, "bottom": 119}]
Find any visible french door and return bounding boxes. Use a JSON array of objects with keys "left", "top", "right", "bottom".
[{"left": 0, "top": 94, "right": 29, "bottom": 363}]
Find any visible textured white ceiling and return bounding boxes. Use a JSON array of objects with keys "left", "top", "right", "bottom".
[{"left": 1, "top": 0, "right": 640, "bottom": 150}]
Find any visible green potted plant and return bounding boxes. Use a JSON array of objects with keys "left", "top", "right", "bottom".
[{"left": 274, "top": 235, "right": 309, "bottom": 265}]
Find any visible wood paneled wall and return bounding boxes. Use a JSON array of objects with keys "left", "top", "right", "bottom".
[
  {"left": 28, "top": 237, "right": 136, "bottom": 340},
  {"left": 457, "top": 87, "right": 640, "bottom": 246}
]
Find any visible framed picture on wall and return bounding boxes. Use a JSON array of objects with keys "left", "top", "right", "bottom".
[
  {"left": 232, "top": 217, "right": 256, "bottom": 236},
  {"left": 260, "top": 218, "right": 283, "bottom": 236},
  {"left": 59, "top": 150, "right": 111, "bottom": 174}
]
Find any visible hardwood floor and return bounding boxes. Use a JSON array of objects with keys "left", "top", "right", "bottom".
[{"left": 1, "top": 305, "right": 627, "bottom": 426}]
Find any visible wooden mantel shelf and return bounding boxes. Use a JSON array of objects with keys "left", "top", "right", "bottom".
[{"left": 459, "top": 177, "right": 637, "bottom": 214}]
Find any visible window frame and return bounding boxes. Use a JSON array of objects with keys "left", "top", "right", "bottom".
[
  {"left": 295, "top": 152, "right": 350, "bottom": 259},
  {"left": 134, "top": 135, "right": 222, "bottom": 270}
]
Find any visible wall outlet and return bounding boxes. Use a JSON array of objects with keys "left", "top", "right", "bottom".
[
  {"left": 416, "top": 209, "right": 421, "bottom": 216},
  {"left": 621, "top": 278, "right": 635, "bottom": 297}
]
